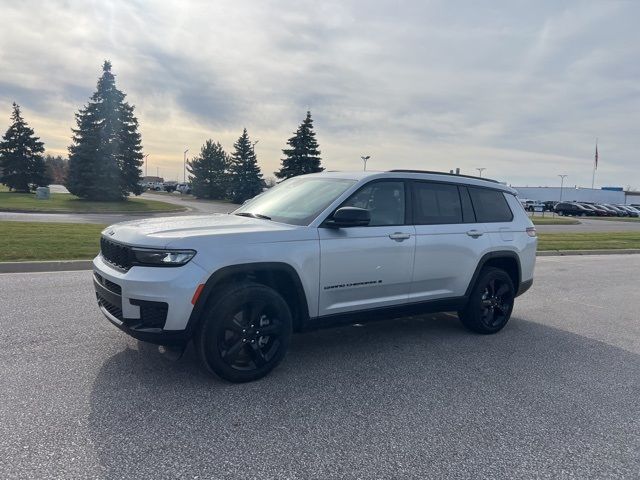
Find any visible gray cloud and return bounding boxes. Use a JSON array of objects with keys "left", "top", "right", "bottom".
[{"left": 0, "top": 0, "right": 638, "bottom": 187}]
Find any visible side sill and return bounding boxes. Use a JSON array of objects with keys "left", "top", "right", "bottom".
[{"left": 302, "top": 297, "right": 468, "bottom": 331}]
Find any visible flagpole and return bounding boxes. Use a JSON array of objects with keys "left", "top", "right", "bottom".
[{"left": 591, "top": 138, "right": 598, "bottom": 189}]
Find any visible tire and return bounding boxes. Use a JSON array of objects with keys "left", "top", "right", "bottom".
[
  {"left": 458, "top": 267, "right": 515, "bottom": 334},
  {"left": 194, "top": 282, "right": 293, "bottom": 383}
]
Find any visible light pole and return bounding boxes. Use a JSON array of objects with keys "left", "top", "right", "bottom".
[
  {"left": 476, "top": 168, "right": 486, "bottom": 178},
  {"left": 144, "top": 154, "right": 149, "bottom": 177},
  {"left": 183, "top": 149, "right": 189, "bottom": 183},
  {"left": 558, "top": 174, "right": 568, "bottom": 202},
  {"left": 361, "top": 156, "right": 370, "bottom": 171}
]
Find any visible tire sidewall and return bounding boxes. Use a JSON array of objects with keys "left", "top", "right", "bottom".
[
  {"left": 461, "top": 267, "right": 515, "bottom": 334},
  {"left": 195, "top": 283, "right": 293, "bottom": 383}
]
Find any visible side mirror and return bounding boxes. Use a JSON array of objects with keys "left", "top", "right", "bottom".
[{"left": 328, "top": 207, "right": 371, "bottom": 227}]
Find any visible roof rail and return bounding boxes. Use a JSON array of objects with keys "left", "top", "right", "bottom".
[{"left": 388, "top": 169, "right": 500, "bottom": 184}]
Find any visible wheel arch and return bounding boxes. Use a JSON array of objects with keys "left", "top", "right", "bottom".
[
  {"left": 465, "top": 251, "right": 521, "bottom": 298},
  {"left": 187, "top": 262, "right": 310, "bottom": 333}
]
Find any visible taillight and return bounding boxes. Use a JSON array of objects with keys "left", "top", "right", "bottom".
[{"left": 526, "top": 227, "right": 537, "bottom": 237}]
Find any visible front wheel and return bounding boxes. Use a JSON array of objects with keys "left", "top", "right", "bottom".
[
  {"left": 458, "top": 267, "right": 515, "bottom": 334},
  {"left": 195, "top": 282, "right": 293, "bottom": 383}
]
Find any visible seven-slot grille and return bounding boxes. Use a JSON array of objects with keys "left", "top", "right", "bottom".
[{"left": 100, "top": 237, "right": 133, "bottom": 271}]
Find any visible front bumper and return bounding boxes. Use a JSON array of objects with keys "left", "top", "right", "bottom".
[{"left": 92, "top": 254, "right": 209, "bottom": 345}]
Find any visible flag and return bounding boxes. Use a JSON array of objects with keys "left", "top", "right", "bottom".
[{"left": 595, "top": 142, "right": 598, "bottom": 170}]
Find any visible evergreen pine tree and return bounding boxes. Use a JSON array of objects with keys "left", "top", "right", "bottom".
[
  {"left": 187, "top": 139, "right": 230, "bottom": 199},
  {"left": 275, "top": 111, "right": 323, "bottom": 179},
  {"left": 67, "top": 60, "right": 143, "bottom": 200},
  {"left": 229, "top": 128, "right": 263, "bottom": 203},
  {"left": 117, "top": 102, "right": 144, "bottom": 196},
  {"left": 0, "top": 103, "right": 49, "bottom": 192}
]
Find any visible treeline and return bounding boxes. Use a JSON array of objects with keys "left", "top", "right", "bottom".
[
  {"left": 1, "top": 60, "right": 325, "bottom": 202},
  {"left": 188, "top": 111, "right": 323, "bottom": 203}
]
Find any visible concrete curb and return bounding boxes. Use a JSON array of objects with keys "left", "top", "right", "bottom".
[
  {"left": 537, "top": 249, "right": 640, "bottom": 256},
  {"left": 0, "top": 260, "right": 93, "bottom": 273}
]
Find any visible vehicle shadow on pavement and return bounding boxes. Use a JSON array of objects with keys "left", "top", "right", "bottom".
[{"left": 88, "top": 314, "right": 640, "bottom": 479}]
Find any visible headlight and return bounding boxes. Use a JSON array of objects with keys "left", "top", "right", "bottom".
[{"left": 131, "top": 248, "right": 196, "bottom": 266}]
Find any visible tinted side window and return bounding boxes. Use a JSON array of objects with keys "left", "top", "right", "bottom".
[
  {"left": 412, "top": 182, "right": 463, "bottom": 225},
  {"left": 468, "top": 187, "right": 513, "bottom": 223},
  {"left": 341, "top": 181, "right": 405, "bottom": 226}
]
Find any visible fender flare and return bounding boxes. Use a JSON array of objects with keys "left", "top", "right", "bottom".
[
  {"left": 464, "top": 251, "right": 522, "bottom": 298},
  {"left": 186, "top": 262, "right": 310, "bottom": 332}
]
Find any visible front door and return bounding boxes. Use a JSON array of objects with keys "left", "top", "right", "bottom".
[{"left": 318, "top": 180, "right": 415, "bottom": 316}]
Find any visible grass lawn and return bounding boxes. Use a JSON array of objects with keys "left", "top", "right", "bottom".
[
  {"left": 537, "top": 232, "right": 640, "bottom": 251},
  {"left": 0, "top": 221, "right": 106, "bottom": 261},
  {"left": 0, "top": 190, "right": 184, "bottom": 213},
  {"left": 530, "top": 216, "right": 580, "bottom": 225},
  {"left": 2, "top": 222, "right": 639, "bottom": 262}
]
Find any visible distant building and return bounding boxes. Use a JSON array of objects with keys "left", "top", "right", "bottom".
[{"left": 512, "top": 186, "right": 639, "bottom": 205}]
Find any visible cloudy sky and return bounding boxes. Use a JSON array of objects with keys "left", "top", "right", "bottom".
[{"left": 1, "top": 0, "right": 639, "bottom": 188}]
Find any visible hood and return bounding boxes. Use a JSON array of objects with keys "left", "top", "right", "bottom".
[{"left": 103, "top": 214, "right": 300, "bottom": 248}]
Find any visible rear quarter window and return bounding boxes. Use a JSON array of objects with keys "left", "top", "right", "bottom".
[{"left": 468, "top": 187, "right": 513, "bottom": 223}]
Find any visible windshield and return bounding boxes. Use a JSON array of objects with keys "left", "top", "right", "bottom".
[{"left": 233, "top": 177, "right": 356, "bottom": 226}]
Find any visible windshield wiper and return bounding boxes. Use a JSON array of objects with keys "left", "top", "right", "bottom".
[{"left": 235, "top": 212, "right": 272, "bottom": 220}]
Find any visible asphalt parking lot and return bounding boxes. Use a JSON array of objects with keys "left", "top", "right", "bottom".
[{"left": 1, "top": 255, "right": 639, "bottom": 479}]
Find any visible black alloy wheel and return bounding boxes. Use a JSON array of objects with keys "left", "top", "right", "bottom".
[
  {"left": 218, "top": 300, "right": 285, "bottom": 371},
  {"left": 478, "top": 277, "right": 513, "bottom": 330},
  {"left": 195, "top": 282, "right": 292, "bottom": 383},
  {"left": 458, "top": 267, "right": 515, "bottom": 334}
]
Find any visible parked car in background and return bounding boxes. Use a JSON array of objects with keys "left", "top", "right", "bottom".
[
  {"left": 149, "top": 182, "right": 164, "bottom": 191},
  {"left": 523, "top": 200, "right": 544, "bottom": 212},
  {"left": 554, "top": 202, "right": 594, "bottom": 217},
  {"left": 176, "top": 183, "right": 192, "bottom": 194},
  {"left": 578, "top": 203, "right": 609, "bottom": 216},
  {"left": 594, "top": 204, "right": 618, "bottom": 216},
  {"left": 602, "top": 204, "right": 628, "bottom": 217},
  {"left": 625, "top": 205, "right": 640, "bottom": 215},
  {"left": 616, "top": 205, "right": 639, "bottom": 217},
  {"left": 543, "top": 201, "right": 557, "bottom": 212},
  {"left": 163, "top": 181, "right": 178, "bottom": 193}
]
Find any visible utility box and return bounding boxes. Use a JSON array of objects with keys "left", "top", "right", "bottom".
[{"left": 35, "top": 186, "right": 50, "bottom": 200}]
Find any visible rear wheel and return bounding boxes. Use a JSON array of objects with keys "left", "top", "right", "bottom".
[
  {"left": 195, "top": 282, "right": 292, "bottom": 383},
  {"left": 458, "top": 267, "right": 515, "bottom": 334}
]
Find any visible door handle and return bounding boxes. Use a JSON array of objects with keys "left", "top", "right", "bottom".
[
  {"left": 389, "top": 232, "right": 411, "bottom": 241},
  {"left": 466, "top": 230, "right": 484, "bottom": 238}
]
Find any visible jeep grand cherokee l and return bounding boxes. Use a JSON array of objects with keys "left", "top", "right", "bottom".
[{"left": 93, "top": 170, "right": 537, "bottom": 382}]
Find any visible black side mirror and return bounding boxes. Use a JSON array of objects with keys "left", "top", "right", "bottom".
[{"left": 327, "top": 206, "right": 371, "bottom": 227}]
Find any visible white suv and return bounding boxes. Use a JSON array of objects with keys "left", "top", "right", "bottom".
[{"left": 93, "top": 170, "right": 537, "bottom": 382}]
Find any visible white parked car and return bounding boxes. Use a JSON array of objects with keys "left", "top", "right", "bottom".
[
  {"left": 93, "top": 170, "right": 537, "bottom": 382},
  {"left": 176, "top": 183, "right": 191, "bottom": 194}
]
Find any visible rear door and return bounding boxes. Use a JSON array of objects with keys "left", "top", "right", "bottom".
[
  {"left": 410, "top": 182, "right": 492, "bottom": 302},
  {"left": 318, "top": 180, "right": 415, "bottom": 316}
]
